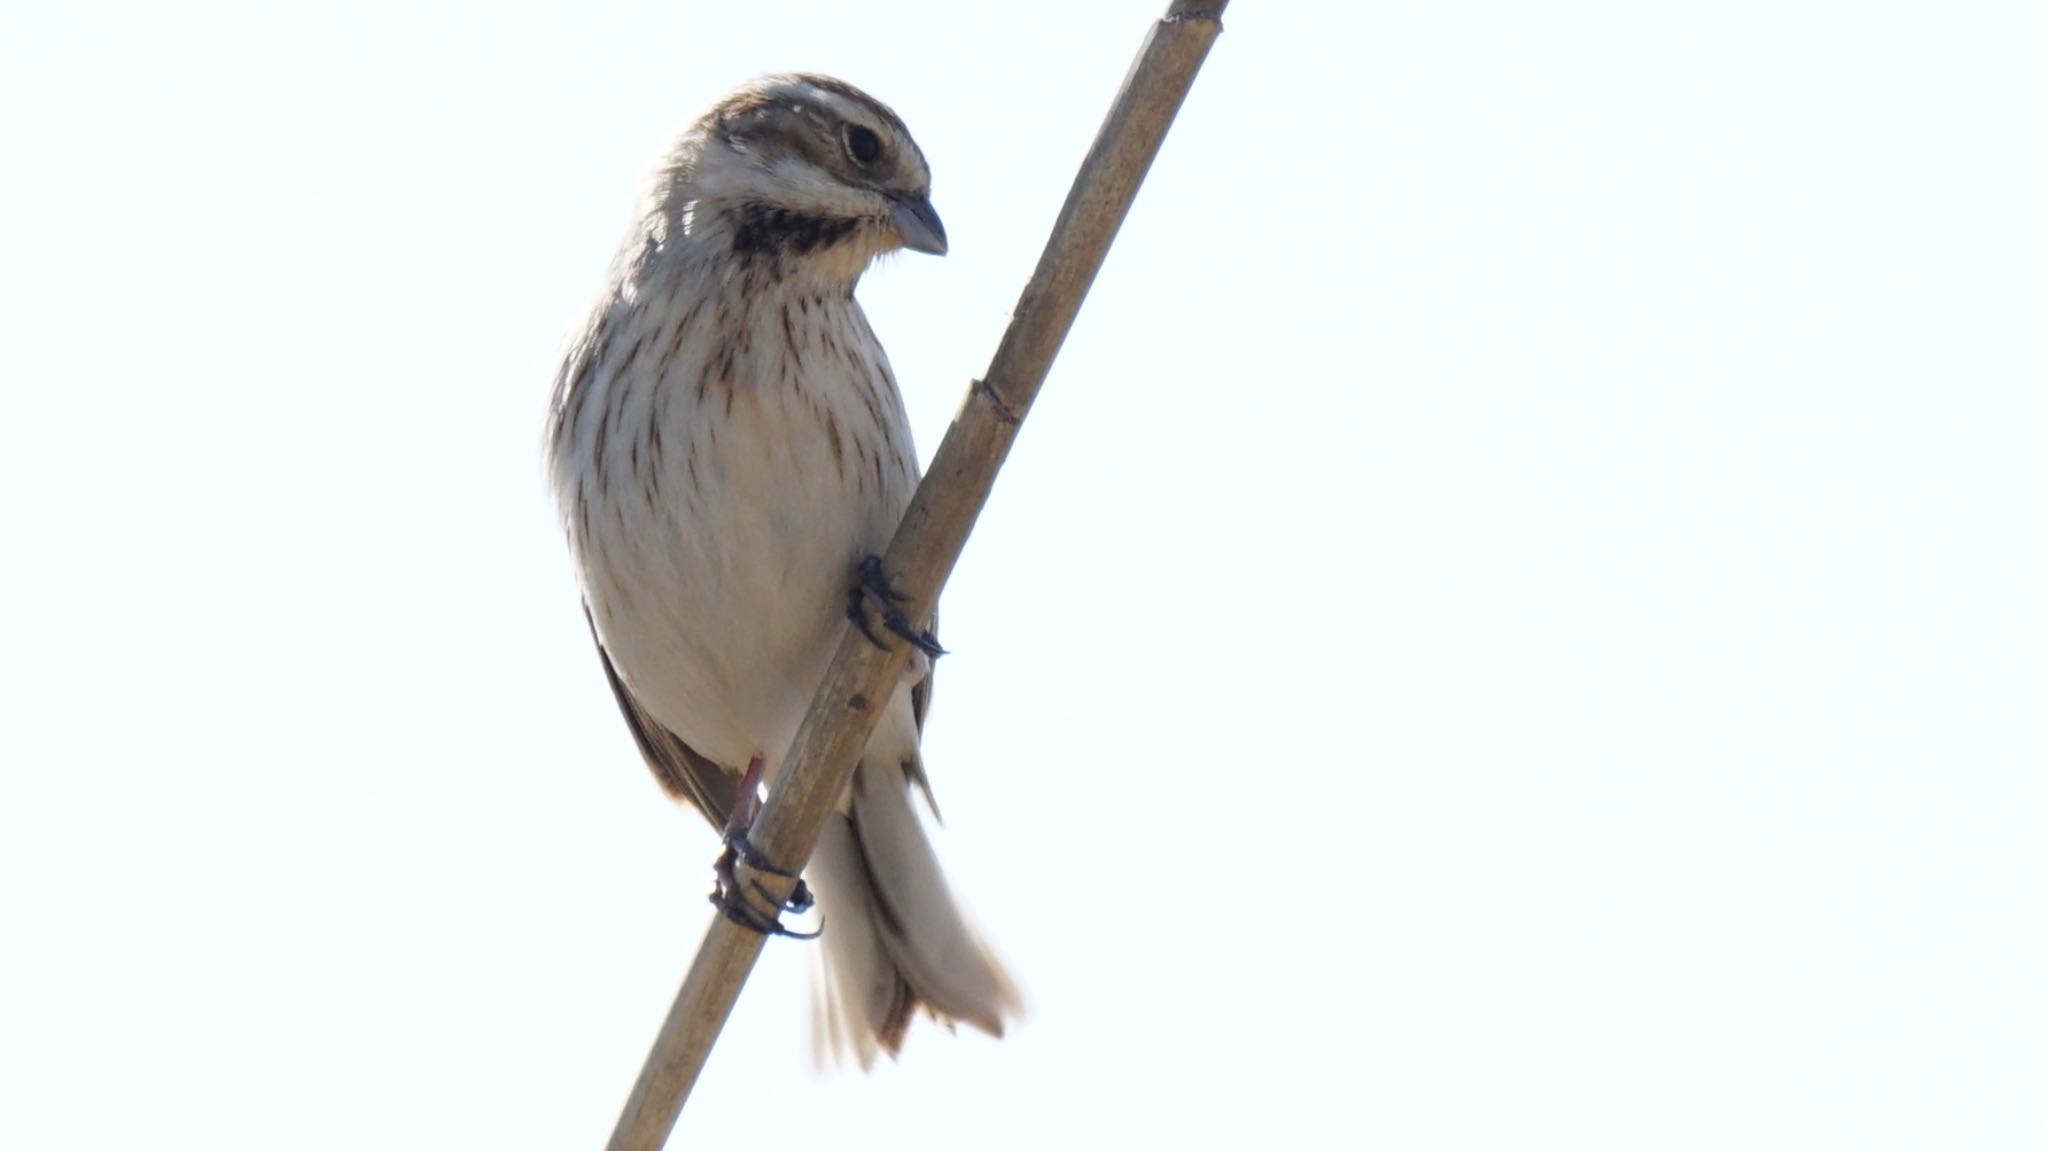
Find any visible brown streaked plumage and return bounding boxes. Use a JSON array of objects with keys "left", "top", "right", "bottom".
[{"left": 544, "top": 74, "right": 1016, "bottom": 1067}]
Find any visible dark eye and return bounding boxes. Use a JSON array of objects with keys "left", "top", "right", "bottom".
[{"left": 845, "top": 124, "right": 882, "bottom": 166}]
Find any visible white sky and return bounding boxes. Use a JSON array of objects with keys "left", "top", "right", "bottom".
[{"left": 3, "top": 1, "right": 2044, "bottom": 1147}]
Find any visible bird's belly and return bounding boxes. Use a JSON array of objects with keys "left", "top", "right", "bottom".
[{"left": 589, "top": 377, "right": 909, "bottom": 773}]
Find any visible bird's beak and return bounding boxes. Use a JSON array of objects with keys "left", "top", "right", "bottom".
[{"left": 889, "top": 194, "right": 948, "bottom": 256}]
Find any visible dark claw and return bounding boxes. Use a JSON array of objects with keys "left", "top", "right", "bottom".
[
  {"left": 850, "top": 554, "right": 947, "bottom": 658},
  {"left": 724, "top": 825, "right": 797, "bottom": 879},
  {"left": 711, "top": 892, "right": 816, "bottom": 937},
  {"left": 857, "top": 555, "right": 911, "bottom": 603},
  {"left": 888, "top": 612, "right": 946, "bottom": 659},
  {"left": 848, "top": 593, "right": 895, "bottom": 651},
  {"left": 709, "top": 884, "right": 785, "bottom": 934},
  {"left": 752, "top": 878, "right": 818, "bottom": 920},
  {"left": 709, "top": 755, "right": 818, "bottom": 939},
  {"left": 724, "top": 826, "right": 814, "bottom": 912},
  {"left": 711, "top": 839, "right": 820, "bottom": 939}
]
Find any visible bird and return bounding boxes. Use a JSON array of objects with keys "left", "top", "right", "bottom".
[{"left": 543, "top": 73, "right": 1017, "bottom": 1067}]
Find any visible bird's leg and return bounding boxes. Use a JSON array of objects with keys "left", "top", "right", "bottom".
[
  {"left": 847, "top": 554, "right": 946, "bottom": 658},
  {"left": 709, "top": 755, "right": 819, "bottom": 937}
]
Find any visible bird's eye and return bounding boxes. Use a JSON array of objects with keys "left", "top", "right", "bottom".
[{"left": 845, "top": 124, "right": 882, "bottom": 167}]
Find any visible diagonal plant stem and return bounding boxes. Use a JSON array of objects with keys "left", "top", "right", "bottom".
[{"left": 604, "top": 3, "right": 1228, "bottom": 1147}]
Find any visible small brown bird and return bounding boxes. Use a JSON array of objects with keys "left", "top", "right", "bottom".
[{"left": 544, "top": 74, "right": 1017, "bottom": 1065}]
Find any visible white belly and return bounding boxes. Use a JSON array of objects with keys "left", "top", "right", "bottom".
[{"left": 565, "top": 288, "right": 918, "bottom": 773}]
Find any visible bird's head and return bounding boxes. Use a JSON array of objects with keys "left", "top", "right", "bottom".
[{"left": 658, "top": 74, "right": 945, "bottom": 285}]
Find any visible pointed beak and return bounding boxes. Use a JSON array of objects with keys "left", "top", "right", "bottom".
[{"left": 888, "top": 194, "right": 948, "bottom": 256}]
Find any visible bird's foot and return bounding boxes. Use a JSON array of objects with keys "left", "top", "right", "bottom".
[
  {"left": 847, "top": 554, "right": 945, "bottom": 658},
  {"left": 708, "top": 756, "right": 818, "bottom": 938}
]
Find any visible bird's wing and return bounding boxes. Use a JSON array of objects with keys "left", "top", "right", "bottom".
[{"left": 583, "top": 604, "right": 737, "bottom": 826}]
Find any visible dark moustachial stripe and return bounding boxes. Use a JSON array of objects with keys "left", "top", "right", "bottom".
[{"left": 729, "top": 202, "right": 862, "bottom": 258}]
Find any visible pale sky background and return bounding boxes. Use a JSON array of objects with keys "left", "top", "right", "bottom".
[{"left": 2, "top": 1, "right": 2043, "bottom": 1147}]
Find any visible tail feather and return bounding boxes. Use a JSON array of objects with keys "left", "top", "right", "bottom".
[{"left": 807, "top": 755, "right": 1017, "bottom": 1068}]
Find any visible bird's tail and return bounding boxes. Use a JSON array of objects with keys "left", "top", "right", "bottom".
[{"left": 806, "top": 753, "right": 1018, "bottom": 1067}]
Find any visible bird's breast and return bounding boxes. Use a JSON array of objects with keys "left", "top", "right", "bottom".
[{"left": 568, "top": 282, "right": 919, "bottom": 766}]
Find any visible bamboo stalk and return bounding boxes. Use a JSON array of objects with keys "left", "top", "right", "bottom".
[{"left": 605, "top": 3, "right": 1228, "bottom": 1146}]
